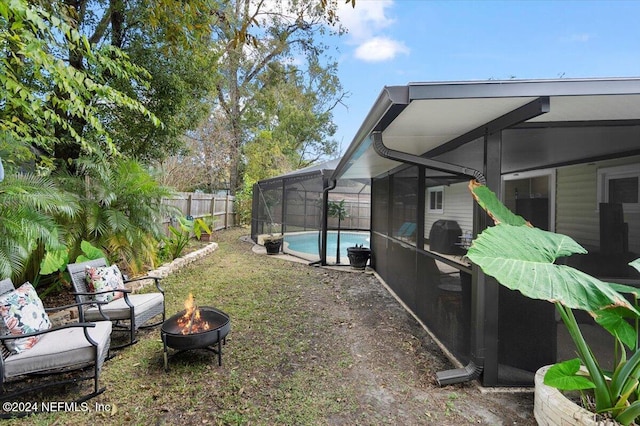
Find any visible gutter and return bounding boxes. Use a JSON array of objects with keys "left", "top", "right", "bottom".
[
  {"left": 371, "top": 132, "right": 486, "bottom": 185},
  {"left": 371, "top": 130, "right": 486, "bottom": 385}
]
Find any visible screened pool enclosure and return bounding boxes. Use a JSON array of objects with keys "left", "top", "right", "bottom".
[
  {"left": 331, "top": 78, "right": 640, "bottom": 387},
  {"left": 253, "top": 78, "right": 640, "bottom": 389},
  {"left": 251, "top": 159, "right": 371, "bottom": 265}
]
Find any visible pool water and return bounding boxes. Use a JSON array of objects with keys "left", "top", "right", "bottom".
[{"left": 283, "top": 231, "right": 370, "bottom": 260}]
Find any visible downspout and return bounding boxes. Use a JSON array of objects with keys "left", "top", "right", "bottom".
[
  {"left": 319, "top": 178, "right": 337, "bottom": 266},
  {"left": 371, "top": 131, "right": 485, "bottom": 385}
]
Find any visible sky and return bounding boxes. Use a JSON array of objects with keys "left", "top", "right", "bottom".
[{"left": 328, "top": 0, "right": 640, "bottom": 154}]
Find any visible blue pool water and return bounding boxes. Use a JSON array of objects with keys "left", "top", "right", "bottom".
[{"left": 284, "top": 231, "right": 369, "bottom": 260}]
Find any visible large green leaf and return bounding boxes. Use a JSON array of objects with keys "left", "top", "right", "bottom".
[
  {"left": 76, "top": 240, "right": 107, "bottom": 263},
  {"left": 594, "top": 308, "right": 637, "bottom": 350},
  {"left": 467, "top": 181, "right": 636, "bottom": 314},
  {"left": 39, "top": 248, "right": 69, "bottom": 275},
  {"left": 467, "top": 224, "right": 633, "bottom": 312},
  {"left": 469, "top": 180, "right": 528, "bottom": 226},
  {"left": 544, "top": 358, "right": 596, "bottom": 390}
]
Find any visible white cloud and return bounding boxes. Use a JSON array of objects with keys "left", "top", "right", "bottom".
[
  {"left": 337, "top": 0, "right": 395, "bottom": 40},
  {"left": 337, "top": 0, "right": 408, "bottom": 62},
  {"left": 561, "top": 33, "right": 592, "bottom": 43},
  {"left": 355, "top": 37, "right": 409, "bottom": 62}
]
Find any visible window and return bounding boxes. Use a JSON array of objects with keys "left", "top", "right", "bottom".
[
  {"left": 597, "top": 164, "right": 640, "bottom": 212},
  {"left": 427, "top": 186, "right": 444, "bottom": 214}
]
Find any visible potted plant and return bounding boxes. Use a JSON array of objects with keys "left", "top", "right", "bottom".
[
  {"left": 196, "top": 215, "right": 214, "bottom": 242},
  {"left": 347, "top": 244, "right": 371, "bottom": 270},
  {"left": 466, "top": 180, "right": 640, "bottom": 425},
  {"left": 263, "top": 235, "right": 283, "bottom": 255},
  {"left": 328, "top": 200, "right": 349, "bottom": 264}
]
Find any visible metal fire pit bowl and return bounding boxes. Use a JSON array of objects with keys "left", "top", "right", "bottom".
[{"left": 160, "top": 306, "right": 231, "bottom": 371}]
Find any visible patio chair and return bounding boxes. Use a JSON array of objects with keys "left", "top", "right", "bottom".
[
  {"left": 0, "top": 278, "right": 112, "bottom": 415},
  {"left": 67, "top": 258, "right": 165, "bottom": 349},
  {"left": 395, "top": 222, "right": 416, "bottom": 240}
]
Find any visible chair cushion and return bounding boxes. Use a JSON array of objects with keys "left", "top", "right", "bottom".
[
  {"left": 86, "top": 264, "right": 126, "bottom": 303},
  {"left": 83, "top": 293, "right": 164, "bottom": 323},
  {"left": 0, "top": 282, "right": 51, "bottom": 354},
  {"left": 2, "top": 321, "right": 112, "bottom": 379}
]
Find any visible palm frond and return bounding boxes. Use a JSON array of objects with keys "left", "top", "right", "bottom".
[{"left": 0, "top": 173, "right": 73, "bottom": 280}]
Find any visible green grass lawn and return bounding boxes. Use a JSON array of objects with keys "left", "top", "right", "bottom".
[
  {"left": 3, "top": 227, "right": 359, "bottom": 425},
  {"left": 3, "top": 227, "right": 536, "bottom": 425}
]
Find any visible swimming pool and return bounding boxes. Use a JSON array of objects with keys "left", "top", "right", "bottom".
[{"left": 283, "top": 231, "right": 370, "bottom": 262}]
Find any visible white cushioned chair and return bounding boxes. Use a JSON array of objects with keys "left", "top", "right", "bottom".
[
  {"left": 67, "top": 258, "right": 165, "bottom": 349},
  {"left": 0, "top": 278, "right": 111, "bottom": 416}
]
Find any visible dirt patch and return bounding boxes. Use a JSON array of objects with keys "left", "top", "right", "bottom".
[{"left": 298, "top": 267, "right": 535, "bottom": 425}]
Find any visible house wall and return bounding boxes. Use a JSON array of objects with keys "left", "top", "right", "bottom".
[
  {"left": 424, "top": 182, "right": 474, "bottom": 240},
  {"left": 556, "top": 155, "right": 640, "bottom": 254}
]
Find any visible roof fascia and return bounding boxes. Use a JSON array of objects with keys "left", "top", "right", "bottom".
[
  {"left": 257, "top": 168, "right": 330, "bottom": 186},
  {"left": 408, "top": 78, "right": 640, "bottom": 100},
  {"left": 330, "top": 86, "right": 409, "bottom": 181}
]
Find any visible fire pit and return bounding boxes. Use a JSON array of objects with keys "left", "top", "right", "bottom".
[{"left": 160, "top": 294, "right": 231, "bottom": 371}]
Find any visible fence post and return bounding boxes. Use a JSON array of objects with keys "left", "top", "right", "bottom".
[
  {"left": 186, "top": 193, "right": 193, "bottom": 217},
  {"left": 224, "top": 195, "right": 229, "bottom": 229}
]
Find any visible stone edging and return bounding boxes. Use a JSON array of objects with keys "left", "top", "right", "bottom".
[
  {"left": 125, "top": 242, "right": 219, "bottom": 291},
  {"left": 534, "top": 365, "right": 618, "bottom": 425},
  {"left": 146, "top": 242, "right": 219, "bottom": 280}
]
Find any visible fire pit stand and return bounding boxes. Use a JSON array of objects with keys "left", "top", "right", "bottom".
[{"left": 160, "top": 306, "right": 231, "bottom": 371}]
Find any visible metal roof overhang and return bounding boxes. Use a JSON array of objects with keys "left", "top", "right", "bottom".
[{"left": 332, "top": 78, "right": 640, "bottom": 181}]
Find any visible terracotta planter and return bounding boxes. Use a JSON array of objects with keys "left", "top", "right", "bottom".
[
  {"left": 534, "top": 365, "right": 618, "bottom": 425},
  {"left": 347, "top": 246, "right": 371, "bottom": 270}
]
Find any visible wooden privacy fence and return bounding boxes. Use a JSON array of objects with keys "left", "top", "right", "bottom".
[{"left": 162, "top": 192, "right": 236, "bottom": 231}]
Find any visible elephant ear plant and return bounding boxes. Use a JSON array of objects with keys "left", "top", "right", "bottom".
[{"left": 466, "top": 180, "right": 640, "bottom": 425}]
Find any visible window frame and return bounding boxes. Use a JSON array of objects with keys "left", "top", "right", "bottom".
[
  {"left": 597, "top": 164, "right": 640, "bottom": 213},
  {"left": 427, "top": 186, "right": 444, "bottom": 214}
]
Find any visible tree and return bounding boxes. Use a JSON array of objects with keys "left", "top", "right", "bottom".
[
  {"left": 56, "top": 156, "right": 176, "bottom": 274},
  {"left": 248, "top": 59, "right": 342, "bottom": 170},
  {"left": 106, "top": 33, "right": 219, "bottom": 163},
  {"left": 211, "top": 0, "right": 347, "bottom": 194},
  {"left": 0, "top": 0, "right": 166, "bottom": 284},
  {"left": 0, "top": 0, "right": 160, "bottom": 171},
  {"left": 35, "top": 0, "right": 221, "bottom": 165},
  {"left": 156, "top": 110, "right": 235, "bottom": 192},
  {"left": 328, "top": 199, "right": 348, "bottom": 264},
  {"left": 100, "top": 1, "right": 221, "bottom": 163}
]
